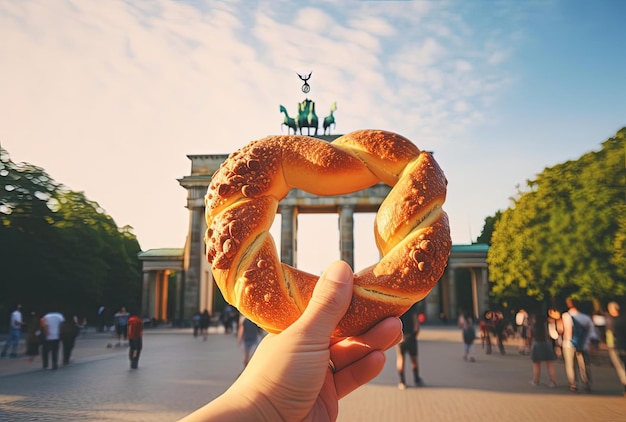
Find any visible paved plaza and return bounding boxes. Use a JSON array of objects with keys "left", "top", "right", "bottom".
[{"left": 0, "top": 326, "right": 624, "bottom": 421}]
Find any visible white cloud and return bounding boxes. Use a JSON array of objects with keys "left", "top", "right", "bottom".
[
  {"left": 347, "top": 15, "right": 395, "bottom": 38},
  {"left": 1, "top": 0, "right": 561, "bottom": 263}
]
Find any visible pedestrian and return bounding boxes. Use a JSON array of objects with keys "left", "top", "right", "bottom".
[
  {"left": 192, "top": 311, "right": 201, "bottom": 338},
  {"left": 1, "top": 304, "right": 24, "bottom": 358},
  {"left": 562, "top": 298, "right": 594, "bottom": 392},
  {"left": 113, "top": 306, "right": 130, "bottom": 346},
  {"left": 180, "top": 261, "right": 402, "bottom": 421},
  {"left": 529, "top": 312, "right": 557, "bottom": 388},
  {"left": 127, "top": 312, "right": 143, "bottom": 369},
  {"left": 461, "top": 313, "right": 476, "bottom": 362},
  {"left": 25, "top": 311, "right": 42, "bottom": 362},
  {"left": 237, "top": 315, "right": 262, "bottom": 368},
  {"left": 200, "top": 309, "right": 211, "bottom": 341},
  {"left": 60, "top": 314, "right": 80, "bottom": 365},
  {"left": 40, "top": 310, "right": 64, "bottom": 370},
  {"left": 493, "top": 311, "right": 507, "bottom": 355},
  {"left": 480, "top": 311, "right": 493, "bottom": 355},
  {"left": 547, "top": 308, "right": 563, "bottom": 358},
  {"left": 221, "top": 305, "right": 234, "bottom": 334},
  {"left": 396, "top": 303, "right": 423, "bottom": 389},
  {"left": 606, "top": 301, "right": 626, "bottom": 397}
]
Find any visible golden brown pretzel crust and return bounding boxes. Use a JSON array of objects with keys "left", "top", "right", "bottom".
[{"left": 205, "top": 129, "right": 451, "bottom": 337}]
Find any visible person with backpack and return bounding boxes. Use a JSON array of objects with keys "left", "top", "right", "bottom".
[{"left": 562, "top": 298, "right": 594, "bottom": 393}]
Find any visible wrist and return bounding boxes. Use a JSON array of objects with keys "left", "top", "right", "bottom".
[{"left": 187, "top": 381, "right": 281, "bottom": 422}]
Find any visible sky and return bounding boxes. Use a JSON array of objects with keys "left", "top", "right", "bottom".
[{"left": 1, "top": 0, "right": 625, "bottom": 275}]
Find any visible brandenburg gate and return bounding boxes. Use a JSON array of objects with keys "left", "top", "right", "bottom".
[
  {"left": 138, "top": 75, "right": 488, "bottom": 325},
  {"left": 138, "top": 134, "right": 489, "bottom": 326}
]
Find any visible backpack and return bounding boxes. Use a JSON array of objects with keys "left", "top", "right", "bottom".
[
  {"left": 570, "top": 314, "right": 588, "bottom": 352},
  {"left": 463, "top": 326, "right": 476, "bottom": 344}
]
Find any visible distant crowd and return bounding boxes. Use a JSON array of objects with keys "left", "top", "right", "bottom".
[
  {"left": 3, "top": 297, "right": 625, "bottom": 397},
  {"left": 1, "top": 304, "right": 144, "bottom": 370},
  {"left": 455, "top": 297, "right": 626, "bottom": 396}
]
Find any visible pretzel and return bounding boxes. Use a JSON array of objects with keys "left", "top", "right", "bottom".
[{"left": 205, "top": 129, "right": 451, "bottom": 337}]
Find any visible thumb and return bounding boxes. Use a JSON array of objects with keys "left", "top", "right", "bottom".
[{"left": 292, "top": 261, "right": 354, "bottom": 339}]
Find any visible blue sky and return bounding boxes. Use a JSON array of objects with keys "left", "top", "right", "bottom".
[{"left": 1, "top": 0, "right": 625, "bottom": 274}]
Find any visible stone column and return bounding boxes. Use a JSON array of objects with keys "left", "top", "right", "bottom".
[
  {"left": 448, "top": 267, "right": 457, "bottom": 321},
  {"left": 184, "top": 205, "right": 204, "bottom": 320},
  {"left": 470, "top": 268, "right": 479, "bottom": 320},
  {"left": 425, "top": 283, "right": 440, "bottom": 322},
  {"left": 160, "top": 271, "right": 169, "bottom": 322},
  {"left": 339, "top": 205, "right": 355, "bottom": 269},
  {"left": 156, "top": 271, "right": 164, "bottom": 320},
  {"left": 141, "top": 271, "right": 150, "bottom": 318},
  {"left": 480, "top": 267, "right": 490, "bottom": 314},
  {"left": 441, "top": 273, "right": 449, "bottom": 321},
  {"left": 147, "top": 272, "right": 156, "bottom": 319},
  {"left": 175, "top": 271, "right": 183, "bottom": 324},
  {"left": 280, "top": 205, "right": 298, "bottom": 267}
]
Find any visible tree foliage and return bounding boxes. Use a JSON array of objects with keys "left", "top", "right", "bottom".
[
  {"left": 487, "top": 128, "right": 626, "bottom": 306},
  {"left": 476, "top": 210, "right": 502, "bottom": 245},
  {"left": 0, "top": 148, "right": 141, "bottom": 322}
]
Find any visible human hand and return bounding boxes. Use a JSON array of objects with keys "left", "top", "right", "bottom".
[{"left": 180, "top": 261, "right": 402, "bottom": 422}]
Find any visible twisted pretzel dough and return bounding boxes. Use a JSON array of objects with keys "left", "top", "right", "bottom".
[{"left": 205, "top": 130, "right": 451, "bottom": 337}]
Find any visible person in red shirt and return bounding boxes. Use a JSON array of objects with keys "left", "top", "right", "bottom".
[{"left": 127, "top": 314, "right": 143, "bottom": 369}]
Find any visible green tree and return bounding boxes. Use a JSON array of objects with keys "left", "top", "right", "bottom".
[
  {"left": 0, "top": 148, "right": 141, "bottom": 321},
  {"left": 476, "top": 210, "right": 502, "bottom": 245},
  {"left": 487, "top": 128, "right": 626, "bottom": 306}
]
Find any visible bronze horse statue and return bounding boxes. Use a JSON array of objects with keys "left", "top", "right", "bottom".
[
  {"left": 297, "top": 98, "right": 318, "bottom": 136},
  {"left": 323, "top": 101, "right": 337, "bottom": 135},
  {"left": 279, "top": 105, "right": 298, "bottom": 134}
]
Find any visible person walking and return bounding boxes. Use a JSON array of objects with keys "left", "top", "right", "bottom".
[
  {"left": 127, "top": 312, "right": 144, "bottom": 369},
  {"left": 113, "top": 306, "right": 130, "bottom": 346},
  {"left": 547, "top": 309, "right": 564, "bottom": 358},
  {"left": 1, "top": 304, "right": 24, "bottom": 358},
  {"left": 606, "top": 301, "right": 626, "bottom": 397},
  {"left": 40, "top": 310, "right": 64, "bottom": 370},
  {"left": 60, "top": 315, "right": 80, "bottom": 365},
  {"left": 200, "top": 309, "right": 211, "bottom": 341},
  {"left": 396, "top": 303, "right": 423, "bottom": 389},
  {"left": 237, "top": 315, "right": 262, "bottom": 369},
  {"left": 562, "top": 298, "right": 594, "bottom": 392},
  {"left": 461, "top": 313, "right": 476, "bottom": 362},
  {"left": 529, "top": 312, "right": 557, "bottom": 387},
  {"left": 493, "top": 311, "right": 507, "bottom": 355},
  {"left": 479, "top": 311, "right": 493, "bottom": 355},
  {"left": 221, "top": 305, "right": 234, "bottom": 334},
  {"left": 192, "top": 311, "right": 201, "bottom": 338}
]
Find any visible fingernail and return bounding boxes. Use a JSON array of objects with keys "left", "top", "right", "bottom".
[{"left": 323, "top": 261, "right": 353, "bottom": 284}]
